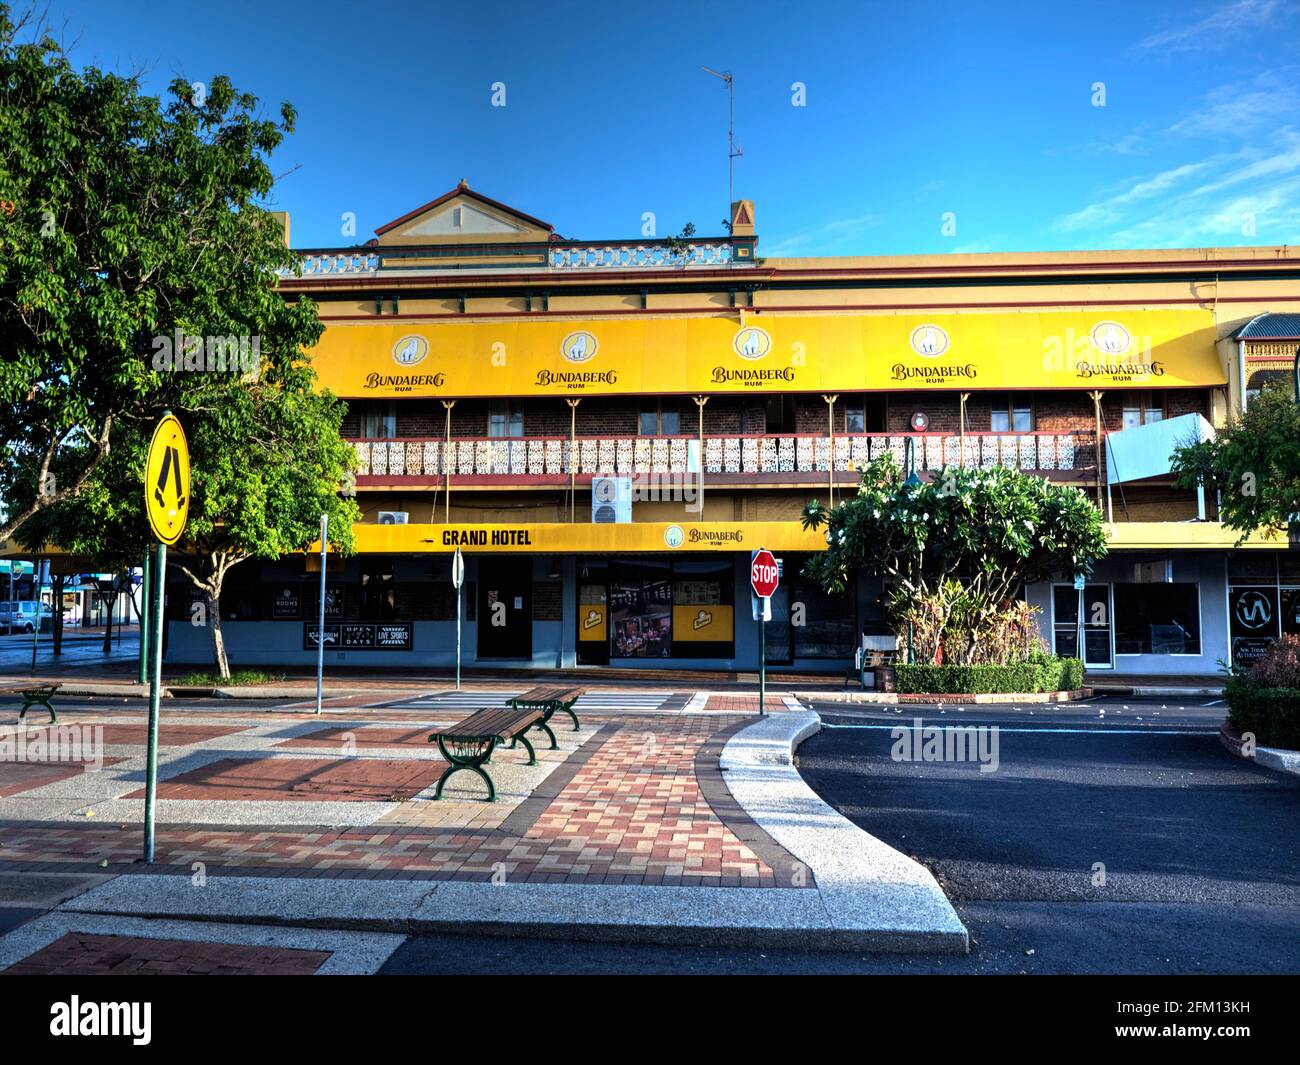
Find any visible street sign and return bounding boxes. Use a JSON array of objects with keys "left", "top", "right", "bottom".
[
  {"left": 144, "top": 414, "right": 190, "bottom": 545},
  {"left": 750, "top": 548, "right": 779, "bottom": 598},
  {"left": 1073, "top": 574, "right": 1086, "bottom": 591}
]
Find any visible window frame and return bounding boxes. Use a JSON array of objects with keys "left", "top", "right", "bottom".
[{"left": 989, "top": 391, "right": 1035, "bottom": 433}]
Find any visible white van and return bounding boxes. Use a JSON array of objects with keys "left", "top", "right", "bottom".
[{"left": 0, "top": 601, "right": 41, "bottom": 634}]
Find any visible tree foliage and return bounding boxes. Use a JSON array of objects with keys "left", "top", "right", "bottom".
[
  {"left": 1, "top": 5, "right": 358, "bottom": 677},
  {"left": 1171, "top": 381, "right": 1300, "bottom": 542},
  {"left": 801, "top": 458, "right": 1107, "bottom": 662},
  {"left": 0, "top": 5, "right": 316, "bottom": 540}
]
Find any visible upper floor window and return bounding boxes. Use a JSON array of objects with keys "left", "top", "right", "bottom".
[
  {"left": 488, "top": 401, "right": 524, "bottom": 438},
  {"left": 844, "top": 395, "right": 887, "bottom": 434},
  {"left": 989, "top": 392, "right": 1033, "bottom": 432},
  {"left": 639, "top": 402, "right": 681, "bottom": 435},
  {"left": 1121, "top": 391, "right": 1164, "bottom": 431},
  {"left": 362, "top": 400, "right": 396, "bottom": 438}
]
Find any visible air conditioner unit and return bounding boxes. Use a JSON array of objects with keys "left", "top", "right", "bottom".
[
  {"left": 377, "top": 511, "right": 409, "bottom": 525},
  {"left": 591, "top": 477, "right": 632, "bottom": 524}
]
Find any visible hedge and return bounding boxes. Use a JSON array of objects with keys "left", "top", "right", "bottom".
[
  {"left": 1224, "top": 677, "right": 1300, "bottom": 750},
  {"left": 894, "top": 656, "right": 1084, "bottom": 695}
]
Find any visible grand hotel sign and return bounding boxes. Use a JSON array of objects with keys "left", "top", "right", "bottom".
[{"left": 311, "top": 309, "right": 1222, "bottom": 399}]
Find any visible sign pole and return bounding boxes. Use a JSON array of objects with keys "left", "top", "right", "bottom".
[
  {"left": 452, "top": 546, "right": 464, "bottom": 691},
  {"left": 138, "top": 552, "right": 151, "bottom": 686},
  {"left": 759, "top": 598, "right": 767, "bottom": 716},
  {"left": 141, "top": 412, "right": 191, "bottom": 864},
  {"left": 143, "top": 541, "right": 165, "bottom": 863},
  {"left": 29, "top": 559, "right": 46, "bottom": 673},
  {"left": 315, "top": 514, "right": 328, "bottom": 716}
]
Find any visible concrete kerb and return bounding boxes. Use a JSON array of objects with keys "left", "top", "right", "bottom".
[
  {"left": 719, "top": 710, "right": 969, "bottom": 953},
  {"left": 1219, "top": 724, "right": 1300, "bottom": 779},
  {"left": 55, "top": 711, "right": 968, "bottom": 954}
]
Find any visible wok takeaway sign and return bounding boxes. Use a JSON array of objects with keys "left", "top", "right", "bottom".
[{"left": 312, "top": 309, "right": 1222, "bottom": 398}]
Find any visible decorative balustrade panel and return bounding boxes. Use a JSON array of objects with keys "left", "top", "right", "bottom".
[
  {"left": 548, "top": 242, "right": 736, "bottom": 269},
  {"left": 351, "top": 432, "right": 1088, "bottom": 478}
]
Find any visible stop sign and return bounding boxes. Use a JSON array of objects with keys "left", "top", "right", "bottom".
[{"left": 750, "top": 549, "right": 779, "bottom": 598}]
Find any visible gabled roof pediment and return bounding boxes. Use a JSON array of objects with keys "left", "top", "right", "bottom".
[{"left": 374, "top": 181, "right": 553, "bottom": 246}]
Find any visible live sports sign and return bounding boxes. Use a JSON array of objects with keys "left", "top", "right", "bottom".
[{"left": 750, "top": 548, "right": 779, "bottom": 598}]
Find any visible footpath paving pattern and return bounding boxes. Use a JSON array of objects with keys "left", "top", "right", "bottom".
[
  {"left": 0, "top": 699, "right": 807, "bottom": 888},
  {"left": 3, "top": 931, "right": 332, "bottom": 975}
]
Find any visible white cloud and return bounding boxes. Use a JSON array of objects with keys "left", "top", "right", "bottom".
[{"left": 1135, "top": 0, "right": 1284, "bottom": 54}]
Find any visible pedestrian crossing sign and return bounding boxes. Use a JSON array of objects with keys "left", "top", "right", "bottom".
[{"left": 145, "top": 413, "right": 190, "bottom": 545}]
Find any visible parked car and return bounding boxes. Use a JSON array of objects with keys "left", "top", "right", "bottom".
[{"left": 0, "top": 601, "right": 41, "bottom": 634}]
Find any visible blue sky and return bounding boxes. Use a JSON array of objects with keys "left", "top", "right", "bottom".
[{"left": 44, "top": 0, "right": 1300, "bottom": 255}]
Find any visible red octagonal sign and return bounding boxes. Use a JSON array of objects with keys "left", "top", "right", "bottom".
[{"left": 750, "top": 549, "right": 779, "bottom": 598}]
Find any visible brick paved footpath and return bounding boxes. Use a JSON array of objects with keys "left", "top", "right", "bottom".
[{"left": 0, "top": 710, "right": 810, "bottom": 890}]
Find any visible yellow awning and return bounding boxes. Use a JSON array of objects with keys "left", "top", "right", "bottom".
[
  {"left": 308, "top": 308, "right": 1224, "bottom": 399},
  {"left": 343, "top": 521, "right": 826, "bottom": 554}
]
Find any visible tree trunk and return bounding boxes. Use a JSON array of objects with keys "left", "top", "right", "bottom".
[
  {"left": 207, "top": 591, "right": 231, "bottom": 681},
  {"left": 52, "top": 574, "right": 64, "bottom": 655},
  {"left": 102, "top": 584, "right": 114, "bottom": 653}
]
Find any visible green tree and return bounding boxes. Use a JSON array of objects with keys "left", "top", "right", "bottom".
[
  {"left": 0, "top": 6, "right": 315, "bottom": 541},
  {"left": 26, "top": 368, "right": 359, "bottom": 678},
  {"left": 1, "top": 5, "right": 357, "bottom": 678},
  {"left": 1172, "top": 382, "right": 1300, "bottom": 542},
  {"left": 801, "top": 458, "right": 1107, "bottom": 662}
]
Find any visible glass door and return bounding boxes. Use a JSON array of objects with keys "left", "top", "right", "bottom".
[{"left": 1053, "top": 584, "right": 1113, "bottom": 668}]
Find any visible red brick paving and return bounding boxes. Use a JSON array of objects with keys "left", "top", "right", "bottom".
[
  {"left": 123, "top": 756, "right": 443, "bottom": 803},
  {"left": 276, "top": 726, "right": 435, "bottom": 750},
  {"left": 706, "top": 695, "right": 778, "bottom": 712},
  {"left": 0, "top": 715, "right": 806, "bottom": 887},
  {"left": 0, "top": 758, "right": 124, "bottom": 799},
  {"left": 1, "top": 932, "right": 330, "bottom": 975}
]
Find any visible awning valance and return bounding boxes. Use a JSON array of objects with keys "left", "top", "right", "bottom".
[{"left": 307, "top": 308, "right": 1224, "bottom": 399}]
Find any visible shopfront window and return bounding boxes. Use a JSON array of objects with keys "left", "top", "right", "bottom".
[
  {"left": 601, "top": 559, "right": 735, "bottom": 660},
  {"left": 609, "top": 561, "right": 674, "bottom": 658},
  {"left": 1228, "top": 553, "right": 1300, "bottom": 668},
  {"left": 1113, "top": 583, "right": 1200, "bottom": 655}
]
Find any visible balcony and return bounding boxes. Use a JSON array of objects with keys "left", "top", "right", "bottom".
[{"left": 351, "top": 430, "right": 1096, "bottom": 486}]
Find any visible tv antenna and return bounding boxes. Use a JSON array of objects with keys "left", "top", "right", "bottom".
[{"left": 701, "top": 66, "right": 742, "bottom": 217}]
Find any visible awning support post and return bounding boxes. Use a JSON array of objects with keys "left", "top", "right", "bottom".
[
  {"left": 441, "top": 400, "right": 456, "bottom": 523},
  {"left": 566, "top": 398, "right": 581, "bottom": 522},
  {"left": 822, "top": 394, "right": 838, "bottom": 508},
  {"left": 693, "top": 395, "right": 708, "bottom": 518},
  {"left": 1089, "top": 390, "right": 1105, "bottom": 513}
]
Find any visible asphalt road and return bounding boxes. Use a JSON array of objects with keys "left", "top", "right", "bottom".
[
  {"left": 792, "top": 695, "right": 1300, "bottom": 974},
  {"left": 384, "top": 696, "right": 1300, "bottom": 975}
]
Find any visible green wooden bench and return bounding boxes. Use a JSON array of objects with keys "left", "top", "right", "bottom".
[
  {"left": 427, "top": 706, "right": 544, "bottom": 802},
  {"left": 505, "top": 685, "right": 582, "bottom": 750},
  {"left": 1, "top": 683, "right": 60, "bottom": 723}
]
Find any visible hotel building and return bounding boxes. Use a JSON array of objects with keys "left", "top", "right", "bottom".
[{"left": 163, "top": 182, "right": 1300, "bottom": 676}]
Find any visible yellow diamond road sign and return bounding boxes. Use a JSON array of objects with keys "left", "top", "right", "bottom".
[{"left": 145, "top": 414, "right": 190, "bottom": 545}]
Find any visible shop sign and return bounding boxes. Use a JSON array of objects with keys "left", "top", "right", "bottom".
[
  {"left": 304, "top": 621, "right": 412, "bottom": 651},
  {"left": 272, "top": 586, "right": 301, "bottom": 618}
]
